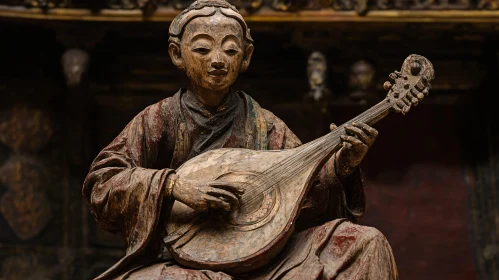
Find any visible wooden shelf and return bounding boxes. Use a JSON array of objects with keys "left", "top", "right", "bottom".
[{"left": 1, "top": 5, "right": 499, "bottom": 24}]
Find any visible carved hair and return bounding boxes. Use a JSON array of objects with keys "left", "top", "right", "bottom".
[{"left": 169, "top": 0, "right": 254, "bottom": 45}]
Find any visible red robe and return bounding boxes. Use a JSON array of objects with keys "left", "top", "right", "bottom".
[{"left": 83, "top": 89, "right": 397, "bottom": 280}]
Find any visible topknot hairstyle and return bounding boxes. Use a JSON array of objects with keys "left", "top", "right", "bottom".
[{"left": 168, "top": 0, "right": 254, "bottom": 46}]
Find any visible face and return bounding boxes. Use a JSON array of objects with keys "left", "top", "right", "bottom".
[
  {"left": 307, "top": 53, "right": 327, "bottom": 89},
  {"left": 349, "top": 61, "right": 374, "bottom": 90},
  {"left": 170, "top": 12, "right": 253, "bottom": 93}
]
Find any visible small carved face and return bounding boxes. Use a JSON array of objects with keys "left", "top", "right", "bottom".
[
  {"left": 173, "top": 12, "right": 252, "bottom": 92},
  {"left": 349, "top": 60, "right": 375, "bottom": 91},
  {"left": 307, "top": 51, "right": 327, "bottom": 89},
  {"left": 61, "top": 49, "right": 89, "bottom": 87}
]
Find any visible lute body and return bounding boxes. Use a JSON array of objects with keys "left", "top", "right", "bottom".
[{"left": 165, "top": 54, "right": 435, "bottom": 274}]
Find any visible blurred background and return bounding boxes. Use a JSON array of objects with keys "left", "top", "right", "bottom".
[{"left": 0, "top": 1, "right": 498, "bottom": 279}]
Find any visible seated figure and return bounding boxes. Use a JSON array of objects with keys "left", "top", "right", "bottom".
[{"left": 82, "top": 0, "right": 399, "bottom": 278}]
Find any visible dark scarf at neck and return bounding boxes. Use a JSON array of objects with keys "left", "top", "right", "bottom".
[{"left": 181, "top": 90, "right": 243, "bottom": 158}]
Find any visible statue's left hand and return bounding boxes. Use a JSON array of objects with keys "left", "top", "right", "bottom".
[{"left": 334, "top": 122, "right": 378, "bottom": 178}]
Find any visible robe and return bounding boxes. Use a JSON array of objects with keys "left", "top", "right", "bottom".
[{"left": 83, "top": 88, "right": 398, "bottom": 280}]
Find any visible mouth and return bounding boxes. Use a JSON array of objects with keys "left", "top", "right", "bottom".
[{"left": 208, "top": 69, "right": 228, "bottom": 76}]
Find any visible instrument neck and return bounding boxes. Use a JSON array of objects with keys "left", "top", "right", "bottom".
[
  {"left": 239, "top": 99, "right": 393, "bottom": 205},
  {"left": 319, "top": 98, "right": 393, "bottom": 150}
]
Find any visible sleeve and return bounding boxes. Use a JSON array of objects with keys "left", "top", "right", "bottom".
[
  {"left": 82, "top": 99, "right": 175, "bottom": 256},
  {"left": 262, "top": 109, "right": 366, "bottom": 230}
]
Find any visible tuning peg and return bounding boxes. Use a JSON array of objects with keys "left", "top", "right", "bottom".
[
  {"left": 411, "top": 88, "right": 425, "bottom": 99},
  {"left": 402, "top": 105, "right": 411, "bottom": 115},
  {"left": 388, "top": 73, "right": 397, "bottom": 82},
  {"left": 423, "top": 88, "right": 430, "bottom": 96},
  {"left": 383, "top": 81, "right": 392, "bottom": 91},
  {"left": 415, "top": 80, "right": 425, "bottom": 91}
]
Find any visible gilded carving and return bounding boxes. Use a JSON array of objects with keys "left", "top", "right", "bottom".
[
  {"left": 0, "top": 254, "right": 51, "bottom": 280},
  {"left": 23, "top": 0, "right": 66, "bottom": 8},
  {"left": 0, "top": 105, "right": 53, "bottom": 153},
  {"left": 478, "top": 0, "right": 498, "bottom": 9},
  {"left": 269, "top": 0, "right": 305, "bottom": 11},
  {"left": 0, "top": 156, "right": 52, "bottom": 240},
  {"left": 0, "top": 106, "right": 54, "bottom": 240},
  {"left": 108, "top": 0, "right": 162, "bottom": 10},
  {"left": 228, "top": 0, "right": 263, "bottom": 10}
]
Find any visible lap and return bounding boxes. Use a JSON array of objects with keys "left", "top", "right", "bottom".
[
  {"left": 120, "top": 220, "right": 396, "bottom": 280},
  {"left": 121, "top": 262, "right": 232, "bottom": 280}
]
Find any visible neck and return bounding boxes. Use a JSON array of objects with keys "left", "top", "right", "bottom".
[{"left": 188, "top": 83, "right": 231, "bottom": 108}]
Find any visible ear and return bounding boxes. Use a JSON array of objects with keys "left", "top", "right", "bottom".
[
  {"left": 168, "top": 43, "right": 184, "bottom": 70},
  {"left": 240, "top": 44, "right": 254, "bottom": 73}
]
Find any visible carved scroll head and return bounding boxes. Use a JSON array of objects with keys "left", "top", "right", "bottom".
[
  {"left": 383, "top": 54, "right": 435, "bottom": 115},
  {"left": 61, "top": 48, "right": 89, "bottom": 87},
  {"left": 400, "top": 54, "right": 435, "bottom": 85},
  {"left": 168, "top": 0, "right": 255, "bottom": 93}
]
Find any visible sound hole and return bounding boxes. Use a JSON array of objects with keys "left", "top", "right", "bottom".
[{"left": 215, "top": 171, "right": 280, "bottom": 231}]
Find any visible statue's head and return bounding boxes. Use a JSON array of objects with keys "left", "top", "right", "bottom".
[
  {"left": 168, "top": 0, "right": 254, "bottom": 93},
  {"left": 307, "top": 51, "right": 327, "bottom": 90},
  {"left": 61, "top": 48, "right": 89, "bottom": 87},
  {"left": 348, "top": 60, "right": 375, "bottom": 91}
]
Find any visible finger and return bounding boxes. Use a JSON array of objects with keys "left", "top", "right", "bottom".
[
  {"left": 343, "top": 142, "right": 352, "bottom": 150},
  {"left": 206, "top": 187, "right": 240, "bottom": 209},
  {"left": 203, "top": 195, "right": 231, "bottom": 211},
  {"left": 329, "top": 123, "right": 337, "bottom": 131},
  {"left": 344, "top": 125, "right": 369, "bottom": 143},
  {"left": 210, "top": 181, "right": 245, "bottom": 196},
  {"left": 341, "top": 135, "right": 365, "bottom": 146},
  {"left": 191, "top": 200, "right": 209, "bottom": 212},
  {"left": 352, "top": 122, "right": 378, "bottom": 138}
]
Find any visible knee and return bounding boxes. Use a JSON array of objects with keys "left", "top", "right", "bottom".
[
  {"left": 358, "top": 225, "right": 387, "bottom": 244},
  {"left": 337, "top": 222, "right": 388, "bottom": 245}
]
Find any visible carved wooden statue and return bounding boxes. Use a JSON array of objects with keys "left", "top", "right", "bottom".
[
  {"left": 61, "top": 48, "right": 89, "bottom": 87},
  {"left": 304, "top": 51, "right": 332, "bottom": 113},
  {"left": 83, "top": 0, "right": 434, "bottom": 279},
  {"left": 348, "top": 59, "right": 378, "bottom": 105}
]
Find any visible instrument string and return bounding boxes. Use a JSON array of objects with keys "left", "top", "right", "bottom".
[
  {"left": 238, "top": 100, "right": 392, "bottom": 208},
  {"left": 239, "top": 100, "right": 391, "bottom": 205},
  {"left": 164, "top": 100, "right": 392, "bottom": 232}
]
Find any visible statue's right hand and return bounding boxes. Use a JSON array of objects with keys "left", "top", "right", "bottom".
[{"left": 171, "top": 176, "right": 244, "bottom": 212}]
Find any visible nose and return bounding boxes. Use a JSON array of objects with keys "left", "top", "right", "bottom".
[{"left": 211, "top": 61, "right": 225, "bottom": 69}]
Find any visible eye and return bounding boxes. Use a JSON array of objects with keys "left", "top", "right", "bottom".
[
  {"left": 193, "top": 47, "right": 210, "bottom": 55},
  {"left": 225, "top": 49, "right": 239, "bottom": 56}
]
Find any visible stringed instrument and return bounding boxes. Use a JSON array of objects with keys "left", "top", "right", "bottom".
[{"left": 164, "top": 54, "right": 435, "bottom": 274}]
